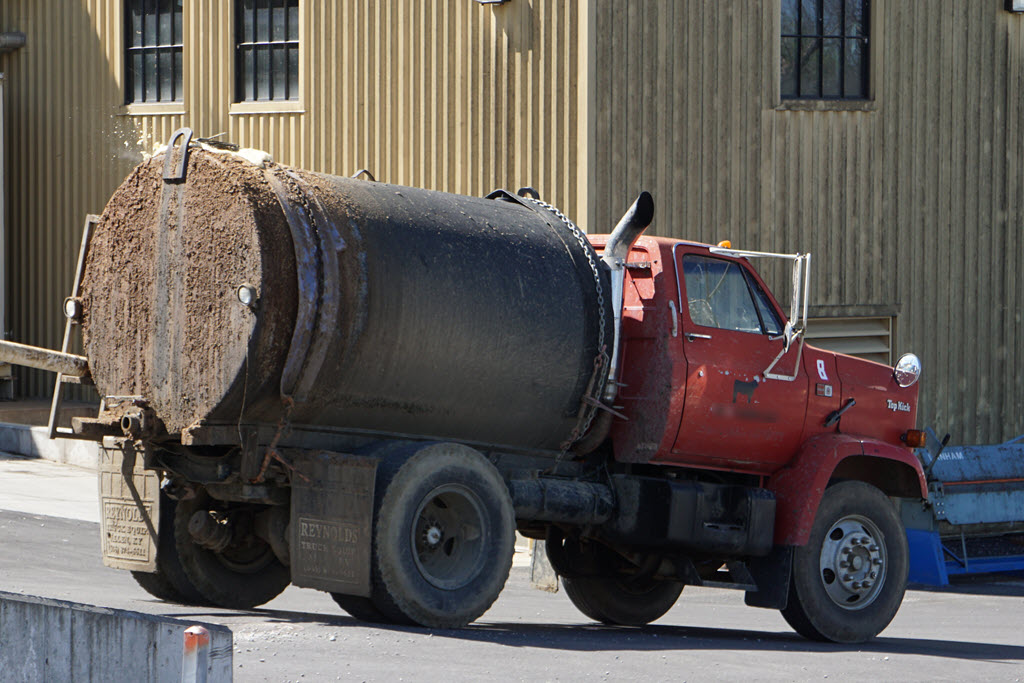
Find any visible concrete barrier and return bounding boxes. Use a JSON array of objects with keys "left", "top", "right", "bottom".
[
  {"left": 0, "top": 591, "right": 231, "bottom": 682},
  {"left": 0, "top": 422, "right": 99, "bottom": 469}
]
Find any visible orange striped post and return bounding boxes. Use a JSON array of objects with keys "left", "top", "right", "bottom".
[{"left": 181, "top": 625, "right": 210, "bottom": 683}]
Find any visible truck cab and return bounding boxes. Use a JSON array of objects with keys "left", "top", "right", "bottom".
[{"left": 601, "top": 235, "right": 921, "bottom": 473}]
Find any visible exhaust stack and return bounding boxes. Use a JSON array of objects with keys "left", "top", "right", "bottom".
[{"left": 601, "top": 192, "right": 654, "bottom": 403}]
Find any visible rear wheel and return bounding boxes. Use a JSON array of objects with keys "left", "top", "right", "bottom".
[
  {"left": 330, "top": 593, "right": 393, "bottom": 623},
  {"left": 130, "top": 495, "right": 209, "bottom": 605},
  {"left": 371, "top": 443, "right": 515, "bottom": 628},
  {"left": 174, "top": 492, "right": 290, "bottom": 609},
  {"left": 563, "top": 575, "right": 683, "bottom": 626},
  {"left": 781, "top": 480, "right": 908, "bottom": 643}
]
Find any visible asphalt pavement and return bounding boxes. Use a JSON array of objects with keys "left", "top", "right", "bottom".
[{"left": 4, "top": 452, "right": 1024, "bottom": 682}]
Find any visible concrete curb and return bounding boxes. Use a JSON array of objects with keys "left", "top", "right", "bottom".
[
  {"left": 0, "top": 591, "right": 232, "bottom": 682},
  {"left": 0, "top": 422, "right": 99, "bottom": 469}
]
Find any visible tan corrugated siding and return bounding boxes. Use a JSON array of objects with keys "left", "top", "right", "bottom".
[
  {"left": 588, "top": 0, "right": 1023, "bottom": 443},
  {"left": 3, "top": 0, "right": 583, "bottom": 399},
  {"left": 5, "top": 1, "right": 1021, "bottom": 444},
  {"left": 1, "top": 0, "right": 138, "bottom": 396}
]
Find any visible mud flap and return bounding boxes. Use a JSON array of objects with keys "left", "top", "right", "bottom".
[
  {"left": 744, "top": 545, "right": 793, "bottom": 609},
  {"left": 97, "top": 442, "right": 160, "bottom": 572},
  {"left": 290, "top": 451, "right": 376, "bottom": 597},
  {"left": 529, "top": 539, "right": 559, "bottom": 593}
]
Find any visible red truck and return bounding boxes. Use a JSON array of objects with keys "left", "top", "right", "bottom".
[{"left": 3, "top": 135, "right": 925, "bottom": 644}]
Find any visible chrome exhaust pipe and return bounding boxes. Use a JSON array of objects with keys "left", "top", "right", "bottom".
[{"left": 601, "top": 192, "right": 654, "bottom": 403}]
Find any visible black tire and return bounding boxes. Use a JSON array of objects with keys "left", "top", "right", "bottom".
[
  {"left": 174, "top": 492, "right": 291, "bottom": 609},
  {"left": 562, "top": 576, "right": 683, "bottom": 626},
  {"left": 781, "top": 480, "right": 909, "bottom": 643},
  {"left": 372, "top": 443, "right": 515, "bottom": 628},
  {"left": 330, "top": 592, "right": 394, "bottom": 623},
  {"left": 130, "top": 495, "right": 209, "bottom": 605}
]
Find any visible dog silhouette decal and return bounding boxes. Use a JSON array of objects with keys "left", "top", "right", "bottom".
[{"left": 732, "top": 377, "right": 759, "bottom": 403}]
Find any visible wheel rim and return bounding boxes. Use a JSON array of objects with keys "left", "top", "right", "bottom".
[
  {"left": 410, "top": 484, "right": 488, "bottom": 590},
  {"left": 818, "top": 513, "right": 887, "bottom": 610}
]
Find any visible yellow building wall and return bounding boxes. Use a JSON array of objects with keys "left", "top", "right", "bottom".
[
  {"left": 587, "top": 0, "right": 1024, "bottom": 444},
  {"left": 1, "top": 0, "right": 586, "bottom": 396}
]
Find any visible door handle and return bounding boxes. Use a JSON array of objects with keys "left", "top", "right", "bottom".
[{"left": 685, "top": 332, "right": 712, "bottom": 342}]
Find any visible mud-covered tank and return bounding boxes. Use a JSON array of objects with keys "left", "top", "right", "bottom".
[{"left": 80, "top": 145, "right": 611, "bottom": 452}]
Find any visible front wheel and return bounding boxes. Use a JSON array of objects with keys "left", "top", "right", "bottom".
[
  {"left": 563, "top": 575, "right": 683, "bottom": 626},
  {"left": 781, "top": 480, "right": 908, "bottom": 643}
]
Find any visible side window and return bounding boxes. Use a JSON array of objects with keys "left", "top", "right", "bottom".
[
  {"left": 682, "top": 255, "right": 780, "bottom": 335},
  {"left": 748, "top": 273, "right": 784, "bottom": 336}
]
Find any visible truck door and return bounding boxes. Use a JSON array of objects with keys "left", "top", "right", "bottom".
[{"left": 668, "top": 251, "right": 808, "bottom": 472}]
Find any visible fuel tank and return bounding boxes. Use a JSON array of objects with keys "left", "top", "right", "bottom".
[{"left": 80, "top": 145, "right": 611, "bottom": 451}]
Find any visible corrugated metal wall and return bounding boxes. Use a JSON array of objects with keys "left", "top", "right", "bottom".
[
  {"left": 124, "top": 0, "right": 582, "bottom": 208},
  {"left": 0, "top": 1, "right": 140, "bottom": 397},
  {"left": 589, "top": 0, "right": 1024, "bottom": 444},
  {"left": 3, "top": 0, "right": 1022, "bottom": 443},
  {"left": 1, "top": 0, "right": 583, "bottom": 398}
]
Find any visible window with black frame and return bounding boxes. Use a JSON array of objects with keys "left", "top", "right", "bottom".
[
  {"left": 125, "top": 0, "right": 183, "bottom": 104},
  {"left": 236, "top": 0, "right": 300, "bottom": 103},
  {"left": 781, "top": 0, "right": 869, "bottom": 100}
]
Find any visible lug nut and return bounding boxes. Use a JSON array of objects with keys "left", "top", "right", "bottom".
[
  {"left": 852, "top": 581, "right": 861, "bottom": 589},
  {"left": 870, "top": 571, "right": 877, "bottom": 579},
  {"left": 873, "top": 558, "right": 883, "bottom": 566},
  {"left": 842, "top": 574, "right": 852, "bottom": 582},
  {"left": 840, "top": 561, "right": 850, "bottom": 568},
  {"left": 862, "top": 580, "right": 873, "bottom": 589},
  {"left": 869, "top": 544, "right": 879, "bottom": 552}
]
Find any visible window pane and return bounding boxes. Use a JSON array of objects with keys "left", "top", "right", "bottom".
[
  {"left": 158, "top": 49, "right": 172, "bottom": 100},
  {"left": 799, "top": 38, "right": 821, "bottom": 97},
  {"left": 173, "top": 49, "right": 182, "bottom": 100},
  {"left": 144, "top": 0, "right": 157, "bottom": 47},
  {"left": 682, "top": 257, "right": 762, "bottom": 333},
  {"left": 782, "top": 0, "right": 799, "bottom": 34},
  {"left": 272, "top": 0, "right": 286, "bottom": 41},
  {"left": 800, "top": 0, "right": 819, "bottom": 35},
  {"left": 781, "top": 37, "right": 799, "bottom": 98},
  {"left": 846, "top": 0, "right": 867, "bottom": 37},
  {"left": 844, "top": 38, "right": 867, "bottom": 97},
  {"left": 145, "top": 51, "right": 158, "bottom": 101},
  {"left": 287, "top": 0, "right": 299, "bottom": 41},
  {"left": 240, "top": 0, "right": 253, "bottom": 43},
  {"left": 257, "top": 46, "right": 271, "bottom": 100},
  {"left": 132, "top": 53, "right": 144, "bottom": 102},
  {"left": 257, "top": 0, "right": 270, "bottom": 43},
  {"left": 158, "top": 0, "right": 172, "bottom": 45},
  {"left": 173, "top": 0, "right": 183, "bottom": 44},
  {"left": 753, "top": 286, "right": 783, "bottom": 336},
  {"left": 822, "top": 38, "right": 841, "bottom": 98},
  {"left": 239, "top": 46, "right": 255, "bottom": 101},
  {"left": 822, "top": 0, "right": 842, "bottom": 37},
  {"left": 130, "top": 2, "right": 144, "bottom": 47},
  {"left": 288, "top": 45, "right": 299, "bottom": 99},
  {"left": 271, "top": 45, "right": 286, "bottom": 99}
]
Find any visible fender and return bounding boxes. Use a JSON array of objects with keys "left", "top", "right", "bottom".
[{"left": 766, "top": 433, "right": 927, "bottom": 546}]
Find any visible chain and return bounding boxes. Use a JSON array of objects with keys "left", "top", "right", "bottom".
[{"left": 524, "top": 197, "right": 610, "bottom": 452}]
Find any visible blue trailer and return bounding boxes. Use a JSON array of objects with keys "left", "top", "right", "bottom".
[{"left": 903, "top": 428, "right": 1024, "bottom": 585}]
